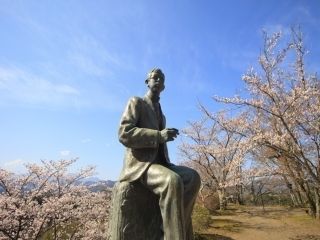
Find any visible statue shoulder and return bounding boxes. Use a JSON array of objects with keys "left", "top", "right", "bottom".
[{"left": 128, "top": 96, "right": 143, "bottom": 105}]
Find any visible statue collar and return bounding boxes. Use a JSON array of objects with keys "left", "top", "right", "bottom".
[{"left": 145, "top": 92, "right": 160, "bottom": 103}]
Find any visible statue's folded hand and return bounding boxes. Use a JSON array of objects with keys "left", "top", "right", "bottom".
[{"left": 159, "top": 128, "right": 179, "bottom": 143}]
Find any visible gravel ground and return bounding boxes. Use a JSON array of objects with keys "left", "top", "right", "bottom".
[{"left": 197, "top": 205, "right": 320, "bottom": 240}]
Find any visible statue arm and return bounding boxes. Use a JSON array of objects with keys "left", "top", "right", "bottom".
[{"left": 118, "top": 97, "right": 160, "bottom": 149}]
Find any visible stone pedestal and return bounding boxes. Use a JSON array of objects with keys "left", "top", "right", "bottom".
[{"left": 108, "top": 181, "right": 162, "bottom": 240}]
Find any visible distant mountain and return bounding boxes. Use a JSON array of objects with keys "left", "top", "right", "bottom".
[
  {"left": 0, "top": 177, "right": 116, "bottom": 194},
  {"left": 81, "top": 177, "right": 116, "bottom": 187},
  {"left": 80, "top": 178, "right": 116, "bottom": 192},
  {"left": 82, "top": 177, "right": 101, "bottom": 182},
  {"left": 102, "top": 180, "right": 117, "bottom": 188}
]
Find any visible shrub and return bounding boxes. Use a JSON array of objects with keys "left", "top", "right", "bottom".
[{"left": 192, "top": 204, "right": 212, "bottom": 232}]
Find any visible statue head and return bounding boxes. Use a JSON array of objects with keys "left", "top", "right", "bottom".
[
  {"left": 145, "top": 68, "right": 165, "bottom": 82},
  {"left": 145, "top": 68, "right": 165, "bottom": 94}
]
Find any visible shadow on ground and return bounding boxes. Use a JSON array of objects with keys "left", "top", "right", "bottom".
[
  {"left": 238, "top": 207, "right": 294, "bottom": 220},
  {"left": 289, "top": 235, "right": 320, "bottom": 240},
  {"left": 215, "top": 206, "right": 294, "bottom": 219},
  {"left": 211, "top": 219, "right": 244, "bottom": 233},
  {"left": 195, "top": 233, "right": 235, "bottom": 240}
]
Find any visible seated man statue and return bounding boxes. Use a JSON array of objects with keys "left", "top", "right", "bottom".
[{"left": 117, "top": 68, "right": 201, "bottom": 240}]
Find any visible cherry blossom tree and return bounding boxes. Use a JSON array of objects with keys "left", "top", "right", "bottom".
[
  {"left": 214, "top": 28, "right": 320, "bottom": 218},
  {"left": 180, "top": 28, "right": 319, "bottom": 217},
  {"left": 180, "top": 111, "right": 249, "bottom": 210},
  {"left": 0, "top": 159, "right": 111, "bottom": 239}
]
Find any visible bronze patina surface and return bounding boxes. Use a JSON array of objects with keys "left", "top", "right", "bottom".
[{"left": 109, "top": 68, "right": 200, "bottom": 240}]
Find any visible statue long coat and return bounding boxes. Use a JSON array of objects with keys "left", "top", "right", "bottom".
[{"left": 118, "top": 95, "right": 170, "bottom": 182}]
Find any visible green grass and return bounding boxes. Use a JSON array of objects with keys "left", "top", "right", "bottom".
[
  {"left": 211, "top": 219, "right": 243, "bottom": 233},
  {"left": 288, "top": 214, "right": 316, "bottom": 222},
  {"left": 192, "top": 204, "right": 213, "bottom": 232}
]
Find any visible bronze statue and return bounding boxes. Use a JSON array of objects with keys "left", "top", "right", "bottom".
[{"left": 113, "top": 68, "right": 200, "bottom": 240}]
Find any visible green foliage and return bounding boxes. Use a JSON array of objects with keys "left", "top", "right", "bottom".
[
  {"left": 194, "top": 233, "right": 234, "bottom": 240},
  {"left": 192, "top": 204, "right": 212, "bottom": 232},
  {"left": 194, "top": 233, "right": 212, "bottom": 240}
]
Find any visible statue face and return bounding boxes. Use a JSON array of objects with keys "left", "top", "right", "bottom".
[{"left": 147, "top": 72, "right": 165, "bottom": 94}]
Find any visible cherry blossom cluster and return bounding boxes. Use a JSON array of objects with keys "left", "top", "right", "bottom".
[
  {"left": 0, "top": 159, "right": 111, "bottom": 239},
  {"left": 180, "top": 28, "right": 319, "bottom": 215}
]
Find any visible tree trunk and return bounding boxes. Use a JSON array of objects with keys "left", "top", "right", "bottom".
[
  {"left": 294, "top": 186, "right": 304, "bottom": 206},
  {"left": 260, "top": 194, "right": 265, "bottom": 212},
  {"left": 289, "top": 192, "right": 298, "bottom": 206},
  {"left": 282, "top": 175, "right": 299, "bottom": 207},
  {"left": 315, "top": 188, "right": 320, "bottom": 220},
  {"left": 235, "top": 184, "right": 244, "bottom": 205},
  {"left": 291, "top": 176, "right": 317, "bottom": 217},
  {"left": 250, "top": 179, "right": 257, "bottom": 205},
  {"left": 304, "top": 183, "right": 317, "bottom": 217},
  {"left": 217, "top": 189, "right": 226, "bottom": 211}
]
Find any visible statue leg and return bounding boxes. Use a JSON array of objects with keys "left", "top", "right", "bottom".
[
  {"left": 167, "top": 165, "right": 201, "bottom": 240},
  {"left": 141, "top": 164, "right": 186, "bottom": 240}
]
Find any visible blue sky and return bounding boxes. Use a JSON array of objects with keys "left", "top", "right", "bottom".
[{"left": 0, "top": 0, "right": 319, "bottom": 180}]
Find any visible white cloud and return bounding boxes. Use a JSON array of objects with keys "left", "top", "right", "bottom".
[
  {"left": 2, "top": 159, "right": 25, "bottom": 172},
  {"left": 0, "top": 64, "right": 127, "bottom": 111},
  {"left": 69, "top": 52, "right": 108, "bottom": 77},
  {"left": 0, "top": 5, "right": 133, "bottom": 111},
  {"left": 60, "top": 150, "right": 71, "bottom": 157},
  {"left": 4, "top": 159, "right": 24, "bottom": 167},
  {"left": 55, "top": 84, "right": 80, "bottom": 95},
  {"left": 67, "top": 35, "right": 124, "bottom": 77},
  {"left": 81, "top": 138, "right": 92, "bottom": 143},
  {"left": 261, "top": 24, "right": 291, "bottom": 37},
  {"left": 0, "top": 66, "right": 80, "bottom": 107}
]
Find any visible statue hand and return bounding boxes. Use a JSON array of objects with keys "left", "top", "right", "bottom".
[{"left": 159, "top": 128, "right": 179, "bottom": 143}]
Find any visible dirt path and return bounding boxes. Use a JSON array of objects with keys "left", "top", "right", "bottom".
[{"left": 197, "top": 205, "right": 320, "bottom": 240}]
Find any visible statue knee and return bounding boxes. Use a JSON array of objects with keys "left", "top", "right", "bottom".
[
  {"left": 165, "top": 172, "right": 183, "bottom": 192},
  {"left": 191, "top": 169, "right": 201, "bottom": 193},
  {"left": 195, "top": 171, "right": 201, "bottom": 190}
]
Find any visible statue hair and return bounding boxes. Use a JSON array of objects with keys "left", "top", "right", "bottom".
[{"left": 146, "top": 68, "right": 165, "bottom": 80}]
